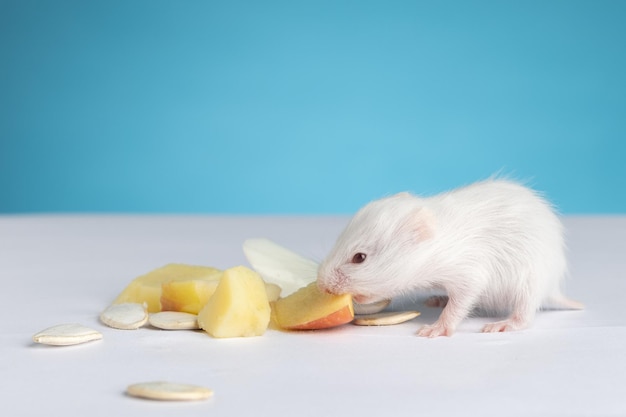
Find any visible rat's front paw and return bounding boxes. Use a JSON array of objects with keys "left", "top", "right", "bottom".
[{"left": 417, "top": 323, "right": 454, "bottom": 338}]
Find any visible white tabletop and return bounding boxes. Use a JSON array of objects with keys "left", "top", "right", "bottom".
[{"left": 2, "top": 215, "right": 625, "bottom": 416}]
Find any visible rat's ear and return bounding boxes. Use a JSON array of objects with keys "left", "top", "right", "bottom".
[
  {"left": 392, "top": 191, "right": 412, "bottom": 199},
  {"left": 405, "top": 207, "right": 436, "bottom": 242}
]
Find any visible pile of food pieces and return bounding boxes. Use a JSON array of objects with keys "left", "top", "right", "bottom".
[
  {"left": 99, "top": 263, "right": 357, "bottom": 336},
  {"left": 33, "top": 239, "right": 420, "bottom": 344}
]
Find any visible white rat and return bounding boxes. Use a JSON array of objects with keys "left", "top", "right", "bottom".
[{"left": 317, "top": 179, "right": 583, "bottom": 337}]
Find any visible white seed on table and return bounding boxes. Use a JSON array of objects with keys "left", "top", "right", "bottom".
[
  {"left": 353, "top": 310, "right": 421, "bottom": 326},
  {"left": 149, "top": 312, "right": 200, "bottom": 330},
  {"left": 100, "top": 303, "right": 148, "bottom": 330},
  {"left": 353, "top": 298, "right": 391, "bottom": 315},
  {"left": 126, "top": 381, "right": 213, "bottom": 401},
  {"left": 32, "top": 323, "right": 103, "bottom": 346}
]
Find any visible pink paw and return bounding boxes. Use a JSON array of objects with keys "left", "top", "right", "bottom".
[
  {"left": 417, "top": 323, "right": 454, "bottom": 338},
  {"left": 481, "top": 319, "right": 527, "bottom": 333},
  {"left": 424, "top": 295, "right": 449, "bottom": 308}
]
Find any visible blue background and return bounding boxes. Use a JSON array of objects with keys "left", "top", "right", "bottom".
[{"left": 1, "top": 0, "right": 625, "bottom": 214}]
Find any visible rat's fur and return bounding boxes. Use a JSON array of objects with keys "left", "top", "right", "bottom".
[{"left": 317, "top": 179, "right": 582, "bottom": 337}]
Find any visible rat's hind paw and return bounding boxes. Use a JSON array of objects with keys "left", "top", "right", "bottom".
[
  {"left": 417, "top": 323, "right": 454, "bottom": 338},
  {"left": 481, "top": 319, "right": 528, "bottom": 333},
  {"left": 424, "top": 295, "right": 449, "bottom": 308}
]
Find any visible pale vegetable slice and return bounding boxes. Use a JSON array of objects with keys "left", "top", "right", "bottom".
[
  {"left": 149, "top": 312, "right": 199, "bottom": 330},
  {"left": 100, "top": 302, "right": 148, "bottom": 330},
  {"left": 243, "top": 238, "right": 318, "bottom": 296},
  {"left": 113, "top": 264, "right": 222, "bottom": 313},
  {"left": 32, "top": 323, "right": 103, "bottom": 346},
  {"left": 353, "top": 298, "right": 391, "bottom": 315},
  {"left": 197, "top": 266, "right": 271, "bottom": 338},
  {"left": 353, "top": 311, "right": 421, "bottom": 326},
  {"left": 273, "top": 282, "right": 354, "bottom": 330},
  {"left": 126, "top": 381, "right": 213, "bottom": 401}
]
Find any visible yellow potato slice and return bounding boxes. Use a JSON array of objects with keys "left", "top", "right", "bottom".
[
  {"left": 161, "top": 280, "right": 221, "bottom": 314},
  {"left": 112, "top": 264, "right": 222, "bottom": 313}
]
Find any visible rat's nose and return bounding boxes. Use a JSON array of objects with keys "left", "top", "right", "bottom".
[{"left": 317, "top": 268, "right": 349, "bottom": 295}]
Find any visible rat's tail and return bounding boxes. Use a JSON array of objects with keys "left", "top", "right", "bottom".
[{"left": 542, "top": 292, "right": 585, "bottom": 310}]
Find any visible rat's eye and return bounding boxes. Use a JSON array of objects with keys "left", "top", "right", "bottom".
[{"left": 351, "top": 253, "right": 367, "bottom": 264}]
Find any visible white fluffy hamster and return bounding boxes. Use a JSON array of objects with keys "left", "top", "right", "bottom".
[{"left": 317, "top": 179, "right": 583, "bottom": 337}]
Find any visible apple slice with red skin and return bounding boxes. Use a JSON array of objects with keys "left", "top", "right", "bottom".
[
  {"left": 273, "top": 282, "right": 354, "bottom": 330},
  {"left": 286, "top": 305, "right": 354, "bottom": 330}
]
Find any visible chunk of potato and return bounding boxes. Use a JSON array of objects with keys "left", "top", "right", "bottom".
[
  {"left": 112, "top": 264, "right": 222, "bottom": 313},
  {"left": 197, "top": 266, "right": 271, "bottom": 338},
  {"left": 161, "top": 280, "right": 221, "bottom": 315}
]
